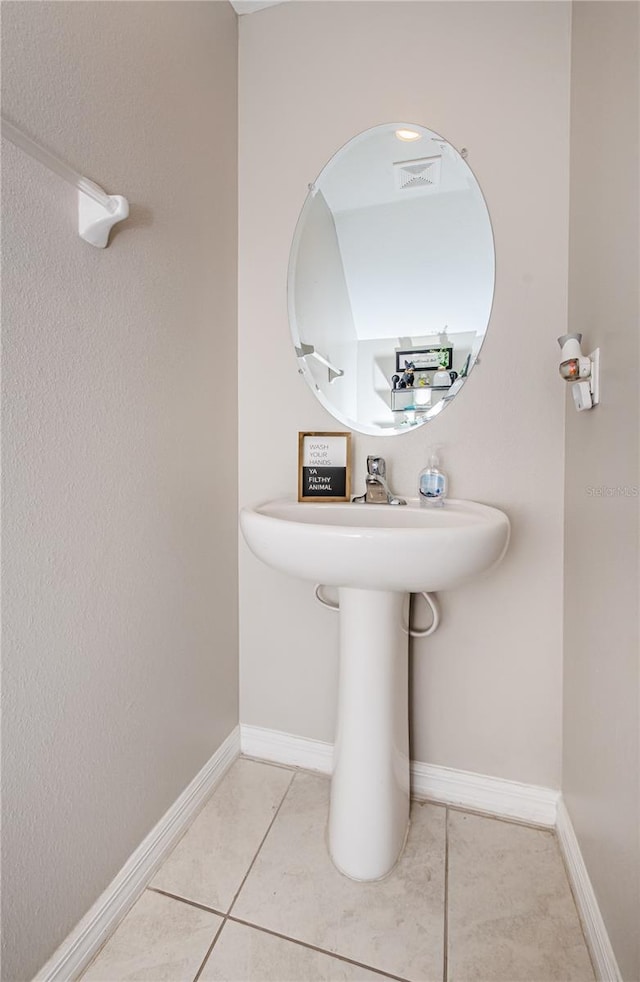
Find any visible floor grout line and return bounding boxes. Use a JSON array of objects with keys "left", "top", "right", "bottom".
[
  {"left": 188, "top": 768, "right": 298, "bottom": 982},
  {"left": 430, "top": 799, "right": 554, "bottom": 832},
  {"left": 226, "top": 914, "right": 414, "bottom": 982},
  {"left": 443, "top": 806, "right": 449, "bottom": 982},
  {"left": 226, "top": 768, "right": 297, "bottom": 918},
  {"left": 146, "top": 887, "right": 225, "bottom": 918},
  {"left": 239, "top": 753, "right": 298, "bottom": 774},
  {"left": 192, "top": 917, "right": 226, "bottom": 982}
]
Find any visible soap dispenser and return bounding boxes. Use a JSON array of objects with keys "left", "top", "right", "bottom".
[{"left": 419, "top": 452, "right": 448, "bottom": 507}]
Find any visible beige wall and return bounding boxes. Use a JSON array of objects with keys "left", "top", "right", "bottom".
[
  {"left": 564, "top": 3, "right": 640, "bottom": 978},
  {"left": 6, "top": 2, "right": 636, "bottom": 977},
  {"left": 1, "top": 3, "right": 238, "bottom": 979},
  {"left": 239, "top": 1, "right": 571, "bottom": 787}
]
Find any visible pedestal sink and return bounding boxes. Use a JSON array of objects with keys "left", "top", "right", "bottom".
[{"left": 240, "top": 497, "right": 510, "bottom": 881}]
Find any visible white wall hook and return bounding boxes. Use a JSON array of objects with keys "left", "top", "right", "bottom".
[{"left": 78, "top": 192, "right": 129, "bottom": 248}]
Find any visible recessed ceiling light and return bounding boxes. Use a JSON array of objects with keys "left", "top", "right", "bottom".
[{"left": 395, "top": 129, "right": 422, "bottom": 142}]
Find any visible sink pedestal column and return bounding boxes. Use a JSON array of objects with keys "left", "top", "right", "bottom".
[{"left": 328, "top": 588, "right": 410, "bottom": 881}]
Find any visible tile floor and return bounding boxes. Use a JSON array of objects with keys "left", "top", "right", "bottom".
[{"left": 81, "top": 758, "right": 595, "bottom": 982}]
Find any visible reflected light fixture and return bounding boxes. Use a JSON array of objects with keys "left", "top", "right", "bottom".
[{"left": 395, "top": 128, "right": 421, "bottom": 142}]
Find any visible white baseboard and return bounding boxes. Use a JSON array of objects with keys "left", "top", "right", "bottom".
[
  {"left": 241, "top": 723, "right": 333, "bottom": 774},
  {"left": 35, "top": 726, "right": 241, "bottom": 982},
  {"left": 556, "top": 799, "right": 622, "bottom": 982},
  {"left": 410, "top": 759, "right": 559, "bottom": 827},
  {"left": 239, "top": 724, "right": 559, "bottom": 827}
]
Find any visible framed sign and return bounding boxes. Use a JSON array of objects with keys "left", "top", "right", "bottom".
[
  {"left": 298, "top": 432, "right": 352, "bottom": 502},
  {"left": 395, "top": 346, "right": 453, "bottom": 372}
]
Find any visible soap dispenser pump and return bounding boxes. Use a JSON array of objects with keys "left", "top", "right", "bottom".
[{"left": 419, "top": 452, "right": 447, "bottom": 507}]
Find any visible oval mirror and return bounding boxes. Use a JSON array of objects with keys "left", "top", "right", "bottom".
[{"left": 288, "top": 123, "right": 495, "bottom": 435}]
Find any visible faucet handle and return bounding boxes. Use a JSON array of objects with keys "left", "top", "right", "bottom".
[{"left": 367, "top": 456, "right": 386, "bottom": 477}]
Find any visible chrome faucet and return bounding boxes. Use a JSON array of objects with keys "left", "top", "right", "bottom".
[{"left": 352, "top": 456, "right": 407, "bottom": 505}]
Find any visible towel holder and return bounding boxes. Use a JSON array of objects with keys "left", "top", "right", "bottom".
[{"left": 1, "top": 116, "right": 129, "bottom": 248}]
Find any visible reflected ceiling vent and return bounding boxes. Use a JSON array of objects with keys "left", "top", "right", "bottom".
[{"left": 394, "top": 155, "right": 441, "bottom": 192}]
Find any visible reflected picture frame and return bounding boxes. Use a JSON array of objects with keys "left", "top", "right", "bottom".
[{"left": 395, "top": 346, "right": 453, "bottom": 372}]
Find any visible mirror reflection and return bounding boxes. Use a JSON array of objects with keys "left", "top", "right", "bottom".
[{"left": 288, "top": 123, "right": 495, "bottom": 435}]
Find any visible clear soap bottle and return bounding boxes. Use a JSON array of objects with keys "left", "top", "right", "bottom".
[{"left": 419, "top": 452, "right": 448, "bottom": 507}]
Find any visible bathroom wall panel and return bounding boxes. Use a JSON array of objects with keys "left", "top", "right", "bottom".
[
  {"left": 239, "top": 2, "right": 571, "bottom": 787},
  {"left": 564, "top": 3, "right": 640, "bottom": 977},
  {"left": 1, "top": 3, "right": 238, "bottom": 979}
]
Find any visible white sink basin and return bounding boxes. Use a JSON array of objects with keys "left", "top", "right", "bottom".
[
  {"left": 240, "top": 497, "right": 510, "bottom": 592},
  {"left": 240, "top": 494, "right": 510, "bottom": 882}
]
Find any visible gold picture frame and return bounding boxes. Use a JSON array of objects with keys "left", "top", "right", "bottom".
[{"left": 298, "top": 432, "right": 352, "bottom": 502}]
